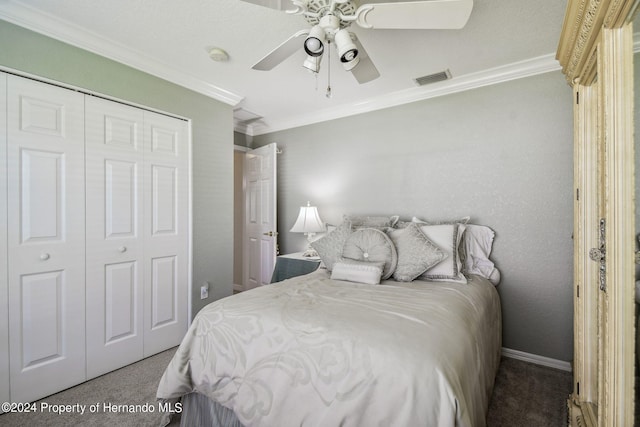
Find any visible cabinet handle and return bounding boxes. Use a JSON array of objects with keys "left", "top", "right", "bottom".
[
  {"left": 118, "top": 246, "right": 127, "bottom": 253},
  {"left": 40, "top": 253, "right": 50, "bottom": 261}
]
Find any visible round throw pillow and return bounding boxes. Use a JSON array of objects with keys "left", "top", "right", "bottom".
[{"left": 341, "top": 228, "right": 397, "bottom": 280}]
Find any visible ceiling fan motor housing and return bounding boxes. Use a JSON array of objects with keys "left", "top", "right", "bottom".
[{"left": 303, "top": 0, "right": 357, "bottom": 28}]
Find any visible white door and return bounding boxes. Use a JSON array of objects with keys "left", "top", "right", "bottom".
[
  {"left": 243, "top": 143, "right": 277, "bottom": 289},
  {"left": 0, "top": 72, "right": 9, "bottom": 407},
  {"left": 6, "top": 75, "right": 86, "bottom": 402},
  {"left": 142, "top": 111, "right": 189, "bottom": 357},
  {"left": 85, "top": 97, "right": 144, "bottom": 379}
]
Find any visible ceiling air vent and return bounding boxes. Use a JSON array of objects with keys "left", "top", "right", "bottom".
[
  {"left": 234, "top": 108, "right": 263, "bottom": 124},
  {"left": 413, "top": 69, "right": 452, "bottom": 86}
]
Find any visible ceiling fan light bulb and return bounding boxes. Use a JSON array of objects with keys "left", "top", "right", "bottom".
[
  {"left": 341, "top": 49, "right": 357, "bottom": 62},
  {"left": 341, "top": 55, "right": 360, "bottom": 71},
  {"left": 335, "top": 29, "right": 358, "bottom": 64},
  {"left": 305, "top": 38, "right": 323, "bottom": 56},
  {"left": 305, "top": 25, "right": 326, "bottom": 57}
]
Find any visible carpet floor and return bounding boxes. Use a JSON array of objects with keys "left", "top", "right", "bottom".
[{"left": 0, "top": 349, "right": 572, "bottom": 426}]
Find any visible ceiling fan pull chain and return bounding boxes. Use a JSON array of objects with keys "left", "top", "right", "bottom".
[{"left": 326, "top": 40, "right": 332, "bottom": 98}]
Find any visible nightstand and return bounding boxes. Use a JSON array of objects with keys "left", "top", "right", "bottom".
[{"left": 270, "top": 252, "right": 321, "bottom": 283}]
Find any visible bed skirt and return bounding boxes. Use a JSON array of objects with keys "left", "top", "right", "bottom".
[{"left": 178, "top": 392, "right": 244, "bottom": 427}]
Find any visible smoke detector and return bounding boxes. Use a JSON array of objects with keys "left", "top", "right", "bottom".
[{"left": 207, "top": 47, "right": 229, "bottom": 62}]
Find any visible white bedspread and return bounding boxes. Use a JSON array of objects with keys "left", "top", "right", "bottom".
[{"left": 157, "top": 270, "right": 502, "bottom": 427}]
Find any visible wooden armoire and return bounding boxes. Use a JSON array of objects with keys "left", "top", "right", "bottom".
[{"left": 557, "top": 0, "right": 638, "bottom": 425}]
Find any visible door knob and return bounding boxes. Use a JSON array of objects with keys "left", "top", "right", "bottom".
[
  {"left": 118, "top": 246, "right": 127, "bottom": 253},
  {"left": 39, "top": 253, "right": 50, "bottom": 261},
  {"left": 263, "top": 231, "right": 278, "bottom": 237}
]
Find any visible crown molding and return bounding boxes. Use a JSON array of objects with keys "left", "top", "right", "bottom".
[
  {"left": 0, "top": 0, "right": 244, "bottom": 106},
  {"left": 4, "top": 0, "right": 636, "bottom": 137},
  {"left": 246, "top": 53, "right": 562, "bottom": 135}
]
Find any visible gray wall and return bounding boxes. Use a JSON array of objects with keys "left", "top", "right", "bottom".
[
  {"left": 0, "top": 21, "right": 235, "bottom": 316},
  {"left": 253, "top": 71, "right": 574, "bottom": 362}
]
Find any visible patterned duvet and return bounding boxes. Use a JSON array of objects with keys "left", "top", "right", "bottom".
[{"left": 157, "top": 269, "right": 501, "bottom": 427}]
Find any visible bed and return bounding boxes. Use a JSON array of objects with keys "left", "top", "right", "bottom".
[{"left": 157, "top": 216, "right": 502, "bottom": 427}]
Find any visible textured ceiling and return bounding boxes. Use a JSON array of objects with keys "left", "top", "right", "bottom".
[{"left": 0, "top": 0, "right": 569, "bottom": 134}]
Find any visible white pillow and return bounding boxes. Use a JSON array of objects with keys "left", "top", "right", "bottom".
[
  {"left": 331, "top": 259, "right": 385, "bottom": 285},
  {"left": 461, "top": 224, "right": 501, "bottom": 285},
  {"left": 413, "top": 223, "right": 467, "bottom": 284}
]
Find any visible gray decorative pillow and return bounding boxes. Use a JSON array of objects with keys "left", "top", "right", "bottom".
[
  {"left": 415, "top": 223, "right": 467, "bottom": 284},
  {"left": 412, "top": 216, "right": 470, "bottom": 225},
  {"left": 341, "top": 228, "right": 398, "bottom": 280},
  {"left": 387, "top": 223, "right": 448, "bottom": 282},
  {"left": 310, "top": 221, "right": 352, "bottom": 271},
  {"left": 344, "top": 214, "right": 399, "bottom": 229}
]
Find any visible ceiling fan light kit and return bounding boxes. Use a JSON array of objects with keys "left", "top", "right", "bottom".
[
  {"left": 247, "top": 0, "right": 473, "bottom": 87},
  {"left": 335, "top": 28, "right": 358, "bottom": 65},
  {"left": 304, "top": 25, "right": 326, "bottom": 56},
  {"left": 303, "top": 54, "right": 322, "bottom": 73}
]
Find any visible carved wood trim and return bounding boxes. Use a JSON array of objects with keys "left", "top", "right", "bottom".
[{"left": 556, "top": 0, "right": 638, "bottom": 85}]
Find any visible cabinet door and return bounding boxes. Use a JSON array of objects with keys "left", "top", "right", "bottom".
[
  {"left": 0, "top": 72, "right": 9, "bottom": 407},
  {"left": 85, "top": 97, "right": 144, "bottom": 379},
  {"left": 7, "top": 75, "right": 86, "bottom": 402},
  {"left": 143, "top": 111, "right": 189, "bottom": 356}
]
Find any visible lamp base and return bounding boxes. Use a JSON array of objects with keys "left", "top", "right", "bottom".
[{"left": 302, "top": 248, "right": 319, "bottom": 257}]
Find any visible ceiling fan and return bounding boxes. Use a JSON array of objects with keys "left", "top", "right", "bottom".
[{"left": 244, "top": 0, "right": 474, "bottom": 84}]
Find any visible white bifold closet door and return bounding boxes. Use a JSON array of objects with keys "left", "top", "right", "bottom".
[
  {"left": 85, "top": 97, "right": 145, "bottom": 379},
  {"left": 142, "top": 111, "right": 189, "bottom": 357},
  {"left": 85, "top": 97, "right": 189, "bottom": 378},
  {"left": 6, "top": 75, "right": 86, "bottom": 403},
  {"left": 0, "top": 71, "right": 9, "bottom": 407}
]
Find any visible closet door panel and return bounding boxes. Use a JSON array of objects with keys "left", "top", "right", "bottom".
[
  {"left": 7, "top": 75, "right": 86, "bottom": 402},
  {"left": 85, "top": 97, "right": 144, "bottom": 379},
  {"left": 0, "top": 73, "right": 9, "bottom": 407},
  {"left": 143, "top": 111, "right": 188, "bottom": 357}
]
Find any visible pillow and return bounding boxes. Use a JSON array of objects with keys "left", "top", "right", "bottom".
[
  {"left": 414, "top": 223, "right": 467, "bottom": 284},
  {"left": 461, "top": 224, "right": 500, "bottom": 285},
  {"left": 341, "top": 228, "right": 398, "bottom": 280},
  {"left": 331, "top": 258, "right": 385, "bottom": 285},
  {"left": 387, "top": 223, "right": 448, "bottom": 282},
  {"left": 345, "top": 214, "right": 400, "bottom": 229},
  {"left": 412, "top": 215, "right": 471, "bottom": 225},
  {"left": 310, "top": 221, "right": 352, "bottom": 271}
]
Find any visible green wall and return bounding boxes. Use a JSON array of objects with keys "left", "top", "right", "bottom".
[{"left": 0, "top": 20, "right": 235, "bottom": 316}]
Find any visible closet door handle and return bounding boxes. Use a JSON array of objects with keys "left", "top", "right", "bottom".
[
  {"left": 118, "top": 246, "right": 127, "bottom": 253},
  {"left": 40, "top": 253, "right": 50, "bottom": 261}
]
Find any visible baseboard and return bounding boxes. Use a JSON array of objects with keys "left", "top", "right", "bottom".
[
  {"left": 502, "top": 347, "right": 572, "bottom": 372},
  {"left": 233, "top": 283, "right": 244, "bottom": 293}
]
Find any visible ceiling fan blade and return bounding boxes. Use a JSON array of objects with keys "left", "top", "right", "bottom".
[
  {"left": 240, "top": 0, "right": 294, "bottom": 11},
  {"left": 350, "top": 34, "right": 380, "bottom": 84},
  {"left": 355, "top": 0, "right": 473, "bottom": 30},
  {"left": 252, "top": 29, "right": 309, "bottom": 71}
]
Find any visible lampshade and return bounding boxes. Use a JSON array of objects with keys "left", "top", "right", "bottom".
[{"left": 290, "top": 202, "right": 325, "bottom": 234}]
